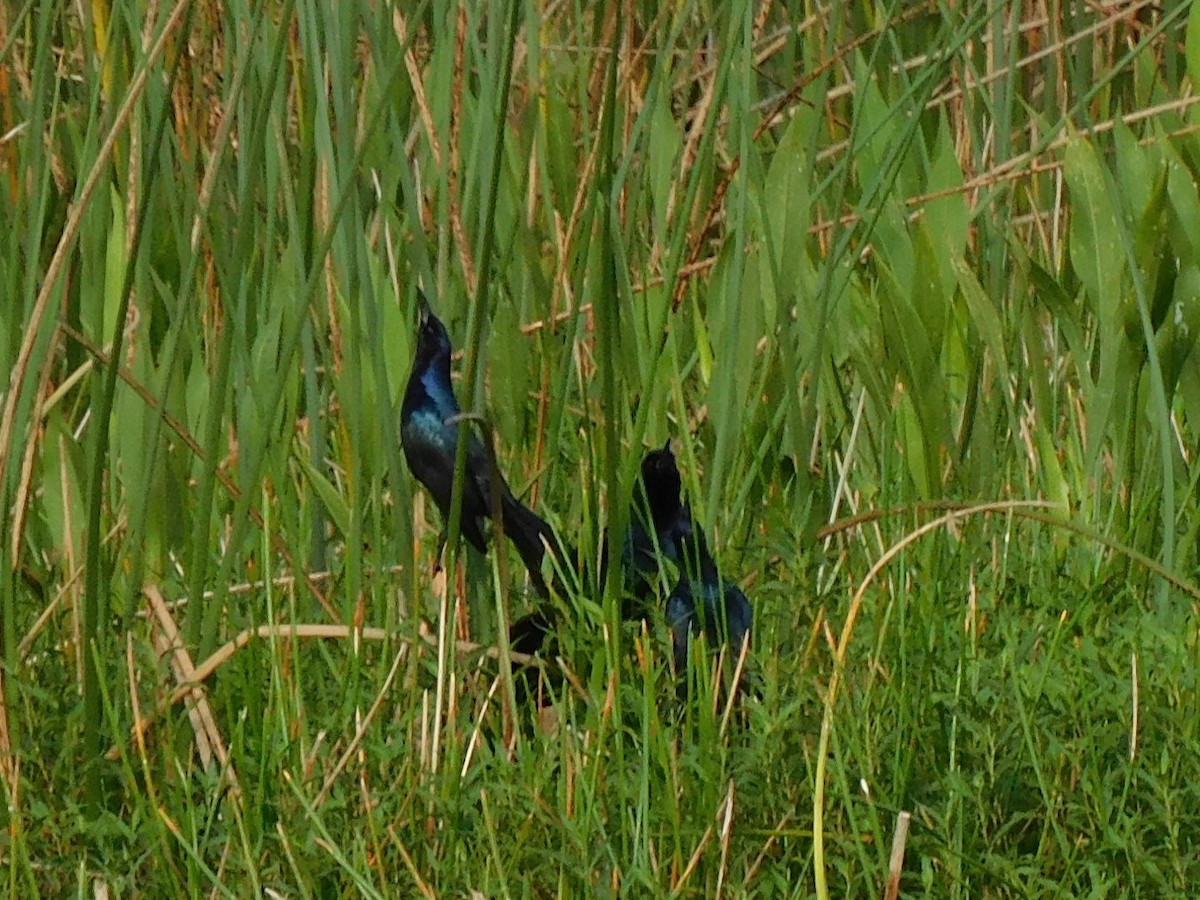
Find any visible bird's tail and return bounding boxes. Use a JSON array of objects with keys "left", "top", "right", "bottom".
[
  {"left": 508, "top": 606, "right": 557, "bottom": 656},
  {"left": 499, "top": 493, "right": 571, "bottom": 596}
]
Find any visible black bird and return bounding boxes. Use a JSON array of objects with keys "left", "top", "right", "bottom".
[
  {"left": 665, "top": 527, "right": 752, "bottom": 677},
  {"left": 617, "top": 440, "right": 695, "bottom": 615},
  {"left": 509, "top": 441, "right": 689, "bottom": 657},
  {"left": 401, "top": 292, "right": 557, "bottom": 590},
  {"left": 508, "top": 606, "right": 557, "bottom": 656}
]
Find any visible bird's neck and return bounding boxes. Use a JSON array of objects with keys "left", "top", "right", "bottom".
[
  {"left": 682, "top": 538, "right": 718, "bottom": 583},
  {"left": 645, "top": 482, "right": 683, "bottom": 524},
  {"left": 403, "top": 351, "right": 456, "bottom": 416},
  {"left": 421, "top": 352, "right": 452, "bottom": 388}
]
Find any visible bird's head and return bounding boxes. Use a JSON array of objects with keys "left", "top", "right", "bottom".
[
  {"left": 414, "top": 289, "right": 453, "bottom": 365},
  {"left": 639, "top": 439, "right": 683, "bottom": 516}
]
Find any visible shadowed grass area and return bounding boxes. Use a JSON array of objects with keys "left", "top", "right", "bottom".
[{"left": 3, "top": 0, "right": 1200, "bottom": 894}]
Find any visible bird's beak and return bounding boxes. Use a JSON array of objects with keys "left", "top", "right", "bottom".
[
  {"left": 416, "top": 289, "right": 431, "bottom": 326},
  {"left": 661, "top": 438, "right": 672, "bottom": 455}
]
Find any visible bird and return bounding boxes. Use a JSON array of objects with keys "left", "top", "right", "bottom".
[
  {"left": 508, "top": 606, "right": 557, "bottom": 656},
  {"left": 400, "top": 291, "right": 558, "bottom": 592},
  {"left": 665, "top": 527, "right": 752, "bottom": 678},
  {"left": 617, "top": 440, "right": 695, "bottom": 616},
  {"left": 508, "top": 440, "right": 690, "bottom": 658}
]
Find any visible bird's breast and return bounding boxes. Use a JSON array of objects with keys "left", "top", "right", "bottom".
[{"left": 402, "top": 408, "right": 456, "bottom": 454}]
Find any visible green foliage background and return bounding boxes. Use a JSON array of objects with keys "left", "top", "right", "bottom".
[{"left": 2, "top": 0, "right": 1200, "bottom": 894}]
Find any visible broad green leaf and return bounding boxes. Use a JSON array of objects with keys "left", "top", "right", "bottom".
[
  {"left": 911, "top": 221, "right": 946, "bottom": 351},
  {"left": 103, "top": 185, "right": 127, "bottom": 342},
  {"left": 895, "top": 389, "right": 930, "bottom": 497},
  {"left": 1176, "top": 352, "right": 1200, "bottom": 448},
  {"left": 852, "top": 52, "right": 897, "bottom": 199},
  {"left": 763, "top": 107, "right": 813, "bottom": 303},
  {"left": 869, "top": 199, "right": 914, "bottom": 301},
  {"left": 1022, "top": 310, "right": 1076, "bottom": 506},
  {"left": 1026, "top": 257, "right": 1091, "bottom": 395},
  {"left": 953, "top": 256, "right": 1011, "bottom": 397},
  {"left": 1166, "top": 143, "right": 1200, "bottom": 263},
  {"left": 41, "top": 409, "right": 87, "bottom": 557},
  {"left": 296, "top": 453, "right": 351, "bottom": 540},
  {"left": 1121, "top": 136, "right": 1169, "bottom": 327},
  {"left": 542, "top": 78, "right": 578, "bottom": 216},
  {"left": 1089, "top": 336, "right": 1145, "bottom": 485},
  {"left": 1113, "top": 118, "right": 1156, "bottom": 228},
  {"left": 1032, "top": 416, "right": 1070, "bottom": 514},
  {"left": 647, "top": 93, "right": 683, "bottom": 242},
  {"left": 844, "top": 280, "right": 894, "bottom": 421},
  {"left": 1187, "top": 0, "right": 1200, "bottom": 91},
  {"left": 382, "top": 274, "right": 413, "bottom": 408},
  {"left": 1156, "top": 264, "right": 1200, "bottom": 395},
  {"left": 488, "top": 300, "right": 532, "bottom": 448},
  {"left": 185, "top": 351, "right": 210, "bottom": 467},
  {"left": 1064, "top": 136, "right": 1124, "bottom": 332},
  {"left": 925, "top": 114, "right": 968, "bottom": 293},
  {"left": 113, "top": 336, "right": 151, "bottom": 539},
  {"left": 876, "top": 255, "right": 949, "bottom": 491},
  {"left": 1064, "top": 136, "right": 1136, "bottom": 473}
]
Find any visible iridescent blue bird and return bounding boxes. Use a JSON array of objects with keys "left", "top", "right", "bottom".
[
  {"left": 401, "top": 292, "right": 556, "bottom": 591},
  {"left": 665, "top": 528, "right": 752, "bottom": 676}
]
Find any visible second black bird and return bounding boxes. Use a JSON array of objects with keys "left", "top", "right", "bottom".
[
  {"left": 511, "top": 440, "right": 690, "bottom": 655},
  {"left": 665, "top": 527, "right": 752, "bottom": 677},
  {"left": 617, "top": 440, "right": 695, "bottom": 615}
]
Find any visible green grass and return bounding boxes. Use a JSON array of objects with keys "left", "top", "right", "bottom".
[{"left": 3, "top": 0, "right": 1200, "bottom": 894}]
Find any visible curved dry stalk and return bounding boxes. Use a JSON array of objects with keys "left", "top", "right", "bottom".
[
  {"left": 107, "top": 586, "right": 547, "bottom": 764},
  {"left": 811, "top": 496, "right": 1200, "bottom": 898},
  {"left": 812, "top": 499, "right": 1052, "bottom": 899}
]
